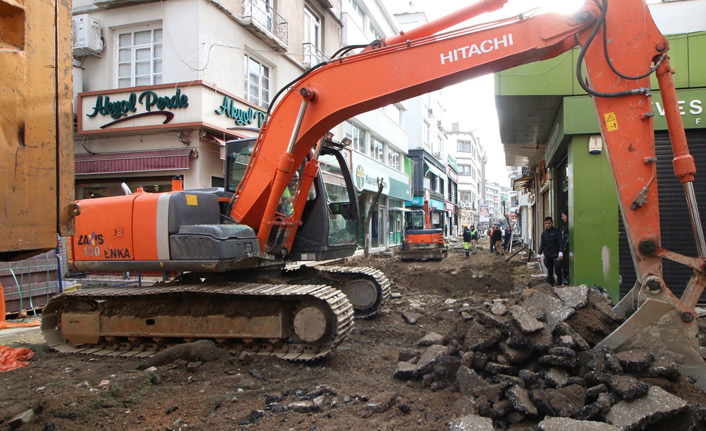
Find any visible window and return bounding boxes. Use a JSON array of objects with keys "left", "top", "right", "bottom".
[
  {"left": 457, "top": 140, "right": 472, "bottom": 152},
  {"left": 370, "top": 137, "right": 384, "bottom": 162},
  {"left": 368, "top": 21, "right": 382, "bottom": 40},
  {"left": 423, "top": 121, "right": 431, "bottom": 150},
  {"left": 387, "top": 149, "right": 400, "bottom": 170},
  {"left": 253, "top": 0, "right": 274, "bottom": 31},
  {"left": 345, "top": 121, "right": 366, "bottom": 154},
  {"left": 117, "top": 27, "right": 162, "bottom": 88},
  {"left": 349, "top": 0, "right": 365, "bottom": 24},
  {"left": 244, "top": 54, "right": 270, "bottom": 108},
  {"left": 458, "top": 164, "right": 471, "bottom": 176},
  {"left": 303, "top": 6, "right": 322, "bottom": 65}
]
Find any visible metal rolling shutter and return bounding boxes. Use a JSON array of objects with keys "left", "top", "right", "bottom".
[{"left": 619, "top": 130, "right": 706, "bottom": 299}]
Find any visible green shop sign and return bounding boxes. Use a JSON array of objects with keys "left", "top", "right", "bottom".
[
  {"left": 215, "top": 95, "right": 267, "bottom": 128},
  {"left": 87, "top": 88, "right": 189, "bottom": 119}
]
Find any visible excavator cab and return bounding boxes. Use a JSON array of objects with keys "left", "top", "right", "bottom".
[{"left": 225, "top": 139, "right": 359, "bottom": 261}]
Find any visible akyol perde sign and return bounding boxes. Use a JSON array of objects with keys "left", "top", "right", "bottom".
[{"left": 78, "top": 82, "right": 266, "bottom": 136}]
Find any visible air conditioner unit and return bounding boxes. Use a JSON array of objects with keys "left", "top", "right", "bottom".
[{"left": 72, "top": 14, "right": 104, "bottom": 57}]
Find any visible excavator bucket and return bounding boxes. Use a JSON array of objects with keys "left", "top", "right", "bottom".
[{"left": 595, "top": 278, "right": 706, "bottom": 391}]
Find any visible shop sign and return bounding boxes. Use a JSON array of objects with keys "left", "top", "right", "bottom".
[
  {"left": 429, "top": 199, "right": 445, "bottom": 211},
  {"left": 86, "top": 88, "right": 188, "bottom": 127},
  {"left": 215, "top": 95, "right": 267, "bottom": 128},
  {"left": 354, "top": 164, "right": 390, "bottom": 194},
  {"left": 445, "top": 202, "right": 455, "bottom": 212},
  {"left": 479, "top": 204, "right": 490, "bottom": 223},
  {"left": 78, "top": 81, "right": 264, "bottom": 138}
]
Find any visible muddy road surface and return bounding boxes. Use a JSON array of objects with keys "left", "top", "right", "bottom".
[{"left": 1, "top": 246, "right": 704, "bottom": 431}]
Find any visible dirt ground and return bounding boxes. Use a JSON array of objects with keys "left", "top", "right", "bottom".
[{"left": 0, "top": 243, "right": 685, "bottom": 431}]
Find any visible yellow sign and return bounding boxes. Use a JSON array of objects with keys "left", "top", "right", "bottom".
[
  {"left": 604, "top": 112, "right": 618, "bottom": 131},
  {"left": 186, "top": 194, "right": 198, "bottom": 206}
]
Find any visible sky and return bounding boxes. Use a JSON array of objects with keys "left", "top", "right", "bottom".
[{"left": 386, "top": 0, "right": 585, "bottom": 186}]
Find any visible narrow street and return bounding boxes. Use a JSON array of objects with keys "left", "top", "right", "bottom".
[{"left": 2, "top": 246, "right": 705, "bottom": 430}]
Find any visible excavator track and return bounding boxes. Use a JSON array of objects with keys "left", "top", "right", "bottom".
[
  {"left": 283, "top": 266, "right": 392, "bottom": 319},
  {"left": 41, "top": 282, "right": 354, "bottom": 361}
]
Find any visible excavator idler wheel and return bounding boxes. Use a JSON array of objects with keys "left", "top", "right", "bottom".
[
  {"left": 340, "top": 279, "right": 379, "bottom": 312},
  {"left": 293, "top": 306, "right": 328, "bottom": 343}
]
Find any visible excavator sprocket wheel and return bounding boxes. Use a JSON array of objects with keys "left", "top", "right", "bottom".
[{"left": 284, "top": 265, "right": 392, "bottom": 319}]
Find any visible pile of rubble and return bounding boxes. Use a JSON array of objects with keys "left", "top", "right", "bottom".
[{"left": 394, "top": 284, "right": 706, "bottom": 430}]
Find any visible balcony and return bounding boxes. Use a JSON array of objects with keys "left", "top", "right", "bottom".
[
  {"left": 240, "top": 0, "right": 288, "bottom": 50},
  {"left": 302, "top": 42, "right": 326, "bottom": 68}
]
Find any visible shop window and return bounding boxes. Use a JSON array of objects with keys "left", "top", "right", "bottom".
[
  {"left": 117, "top": 26, "right": 163, "bottom": 88},
  {"left": 244, "top": 54, "right": 270, "bottom": 109}
]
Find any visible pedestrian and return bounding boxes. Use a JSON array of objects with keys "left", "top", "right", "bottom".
[
  {"left": 470, "top": 225, "right": 478, "bottom": 254},
  {"left": 503, "top": 224, "right": 512, "bottom": 252},
  {"left": 462, "top": 225, "right": 472, "bottom": 257},
  {"left": 537, "top": 216, "right": 564, "bottom": 286},
  {"left": 492, "top": 224, "right": 504, "bottom": 255},
  {"left": 561, "top": 210, "right": 569, "bottom": 284}
]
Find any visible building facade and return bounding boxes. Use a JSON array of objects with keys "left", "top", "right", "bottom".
[
  {"left": 394, "top": 11, "right": 451, "bottom": 233},
  {"left": 337, "top": 0, "right": 411, "bottom": 251},
  {"left": 72, "top": 0, "right": 343, "bottom": 197},
  {"left": 496, "top": 0, "right": 706, "bottom": 299},
  {"left": 447, "top": 123, "right": 486, "bottom": 231}
]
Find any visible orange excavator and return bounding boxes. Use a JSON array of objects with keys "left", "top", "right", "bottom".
[
  {"left": 34, "top": 0, "right": 706, "bottom": 382},
  {"left": 399, "top": 201, "right": 448, "bottom": 261}
]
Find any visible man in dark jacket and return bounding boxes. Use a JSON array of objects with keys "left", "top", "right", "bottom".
[
  {"left": 491, "top": 224, "right": 504, "bottom": 255},
  {"left": 537, "top": 216, "right": 564, "bottom": 286},
  {"left": 503, "top": 225, "right": 512, "bottom": 252}
]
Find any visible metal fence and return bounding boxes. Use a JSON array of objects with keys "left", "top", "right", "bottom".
[
  {"left": 241, "top": 0, "right": 288, "bottom": 45},
  {"left": 0, "top": 240, "right": 64, "bottom": 316}
]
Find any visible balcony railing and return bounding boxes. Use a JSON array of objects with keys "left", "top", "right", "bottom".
[
  {"left": 241, "top": 0, "right": 288, "bottom": 49},
  {"left": 302, "top": 42, "right": 326, "bottom": 68}
]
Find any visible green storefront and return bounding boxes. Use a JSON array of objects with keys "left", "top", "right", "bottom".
[{"left": 495, "top": 31, "right": 706, "bottom": 300}]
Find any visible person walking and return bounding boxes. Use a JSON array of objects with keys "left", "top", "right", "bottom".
[
  {"left": 537, "top": 216, "right": 564, "bottom": 286},
  {"left": 503, "top": 225, "right": 512, "bottom": 252},
  {"left": 561, "top": 210, "right": 570, "bottom": 284},
  {"left": 492, "top": 224, "right": 504, "bottom": 255},
  {"left": 470, "top": 225, "right": 479, "bottom": 254},
  {"left": 462, "top": 225, "right": 472, "bottom": 257}
]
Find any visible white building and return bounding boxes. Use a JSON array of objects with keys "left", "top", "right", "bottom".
[
  {"left": 394, "top": 11, "right": 450, "bottom": 233},
  {"left": 485, "top": 181, "right": 502, "bottom": 226},
  {"left": 448, "top": 123, "right": 486, "bottom": 230},
  {"left": 72, "top": 0, "right": 342, "bottom": 197},
  {"left": 337, "top": 0, "right": 411, "bottom": 250}
]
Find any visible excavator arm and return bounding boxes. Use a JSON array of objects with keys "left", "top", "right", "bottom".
[{"left": 231, "top": 0, "right": 706, "bottom": 385}]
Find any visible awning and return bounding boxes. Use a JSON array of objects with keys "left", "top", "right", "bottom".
[
  {"left": 512, "top": 175, "right": 534, "bottom": 191},
  {"left": 75, "top": 148, "right": 196, "bottom": 175},
  {"left": 424, "top": 161, "right": 445, "bottom": 178}
]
